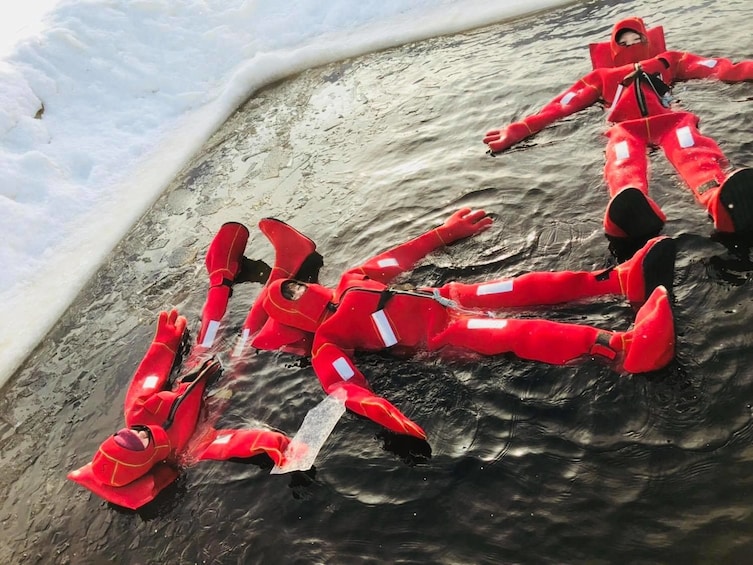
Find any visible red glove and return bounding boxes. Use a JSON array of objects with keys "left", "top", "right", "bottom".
[
  {"left": 435, "top": 208, "right": 493, "bottom": 245},
  {"left": 483, "top": 121, "right": 531, "bottom": 153},
  {"left": 153, "top": 309, "right": 187, "bottom": 352},
  {"left": 329, "top": 382, "right": 427, "bottom": 440}
]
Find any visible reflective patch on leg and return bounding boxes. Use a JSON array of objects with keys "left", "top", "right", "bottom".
[
  {"left": 614, "top": 140, "right": 630, "bottom": 160},
  {"left": 371, "top": 309, "right": 398, "bottom": 347},
  {"left": 333, "top": 357, "right": 355, "bottom": 380},
  {"left": 699, "top": 59, "right": 718, "bottom": 68},
  {"left": 676, "top": 126, "right": 695, "bottom": 148},
  {"left": 476, "top": 280, "right": 513, "bottom": 296},
  {"left": 467, "top": 318, "right": 508, "bottom": 329}
]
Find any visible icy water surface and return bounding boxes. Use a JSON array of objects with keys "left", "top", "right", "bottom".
[{"left": 3, "top": 0, "right": 753, "bottom": 563}]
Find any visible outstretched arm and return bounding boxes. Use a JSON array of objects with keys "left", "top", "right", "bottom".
[
  {"left": 346, "top": 208, "right": 492, "bottom": 285},
  {"left": 311, "top": 341, "right": 427, "bottom": 439},
  {"left": 331, "top": 382, "right": 427, "bottom": 439},
  {"left": 198, "top": 429, "right": 291, "bottom": 466},
  {"left": 124, "top": 309, "right": 187, "bottom": 418},
  {"left": 483, "top": 71, "right": 602, "bottom": 153},
  {"left": 666, "top": 50, "right": 753, "bottom": 82}
]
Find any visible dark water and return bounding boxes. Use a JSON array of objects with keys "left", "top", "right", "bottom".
[{"left": 4, "top": 0, "right": 753, "bottom": 563}]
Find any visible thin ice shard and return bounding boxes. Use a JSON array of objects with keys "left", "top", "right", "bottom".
[{"left": 270, "top": 389, "right": 347, "bottom": 474}]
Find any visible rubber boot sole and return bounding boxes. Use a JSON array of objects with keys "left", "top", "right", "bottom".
[
  {"left": 607, "top": 187, "right": 665, "bottom": 240},
  {"left": 719, "top": 168, "right": 753, "bottom": 233},
  {"left": 640, "top": 237, "right": 676, "bottom": 302}
]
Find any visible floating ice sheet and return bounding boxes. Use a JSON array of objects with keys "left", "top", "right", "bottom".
[{"left": 270, "top": 389, "right": 347, "bottom": 474}]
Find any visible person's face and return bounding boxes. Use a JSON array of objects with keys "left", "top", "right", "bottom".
[
  {"left": 133, "top": 428, "right": 150, "bottom": 448},
  {"left": 282, "top": 281, "right": 307, "bottom": 301},
  {"left": 617, "top": 30, "right": 643, "bottom": 47}
]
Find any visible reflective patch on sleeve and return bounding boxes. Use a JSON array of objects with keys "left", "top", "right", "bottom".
[
  {"left": 200, "top": 320, "right": 221, "bottom": 348},
  {"left": 614, "top": 140, "right": 630, "bottom": 160},
  {"left": 212, "top": 434, "right": 232, "bottom": 445},
  {"left": 699, "top": 59, "right": 718, "bottom": 68},
  {"left": 332, "top": 356, "right": 355, "bottom": 380},
  {"left": 467, "top": 318, "right": 508, "bottom": 329},
  {"left": 371, "top": 309, "right": 398, "bottom": 347},
  {"left": 377, "top": 258, "right": 399, "bottom": 268},
  {"left": 476, "top": 280, "right": 513, "bottom": 296},
  {"left": 676, "top": 126, "right": 695, "bottom": 148},
  {"left": 143, "top": 375, "right": 159, "bottom": 389},
  {"left": 560, "top": 91, "right": 576, "bottom": 105}
]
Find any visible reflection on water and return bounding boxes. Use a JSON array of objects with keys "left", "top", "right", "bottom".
[{"left": 4, "top": 0, "right": 753, "bottom": 563}]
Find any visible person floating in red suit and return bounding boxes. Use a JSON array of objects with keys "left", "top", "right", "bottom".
[
  {"left": 227, "top": 208, "right": 676, "bottom": 441},
  {"left": 67, "top": 309, "right": 290, "bottom": 510},
  {"left": 483, "top": 16, "right": 753, "bottom": 252}
]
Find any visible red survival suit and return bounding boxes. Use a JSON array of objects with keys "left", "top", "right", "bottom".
[
  {"left": 67, "top": 309, "right": 290, "bottom": 510},
  {"left": 483, "top": 16, "right": 753, "bottom": 239},
  {"left": 248, "top": 209, "right": 676, "bottom": 440}
]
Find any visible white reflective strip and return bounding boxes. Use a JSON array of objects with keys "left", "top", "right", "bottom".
[
  {"left": 676, "top": 126, "right": 695, "bottom": 148},
  {"left": 467, "top": 318, "right": 508, "bottom": 330},
  {"left": 233, "top": 328, "right": 250, "bottom": 357},
  {"left": 612, "top": 83, "right": 624, "bottom": 103},
  {"left": 614, "top": 140, "right": 630, "bottom": 160},
  {"left": 143, "top": 375, "right": 159, "bottom": 389},
  {"left": 371, "top": 310, "right": 398, "bottom": 347},
  {"left": 332, "top": 357, "right": 355, "bottom": 380},
  {"left": 200, "top": 320, "right": 221, "bottom": 348},
  {"left": 560, "top": 91, "right": 576, "bottom": 106},
  {"left": 699, "top": 59, "right": 718, "bottom": 68},
  {"left": 377, "top": 257, "right": 399, "bottom": 268},
  {"left": 476, "top": 280, "right": 513, "bottom": 296},
  {"left": 212, "top": 434, "right": 232, "bottom": 445}
]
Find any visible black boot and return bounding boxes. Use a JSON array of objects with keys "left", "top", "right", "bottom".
[
  {"left": 717, "top": 168, "right": 753, "bottom": 234},
  {"left": 605, "top": 187, "right": 666, "bottom": 241}
]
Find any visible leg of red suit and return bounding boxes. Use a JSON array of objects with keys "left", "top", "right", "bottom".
[
  {"left": 436, "top": 236, "right": 675, "bottom": 308},
  {"left": 604, "top": 124, "right": 651, "bottom": 196},
  {"left": 258, "top": 218, "right": 318, "bottom": 283},
  {"left": 659, "top": 112, "right": 729, "bottom": 206},
  {"left": 236, "top": 219, "right": 320, "bottom": 353},
  {"left": 440, "top": 273, "right": 619, "bottom": 308},
  {"left": 603, "top": 123, "right": 667, "bottom": 239},
  {"left": 198, "top": 222, "right": 250, "bottom": 347},
  {"left": 433, "top": 317, "right": 606, "bottom": 365},
  {"left": 658, "top": 112, "right": 733, "bottom": 229},
  {"left": 430, "top": 285, "right": 675, "bottom": 373}
]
